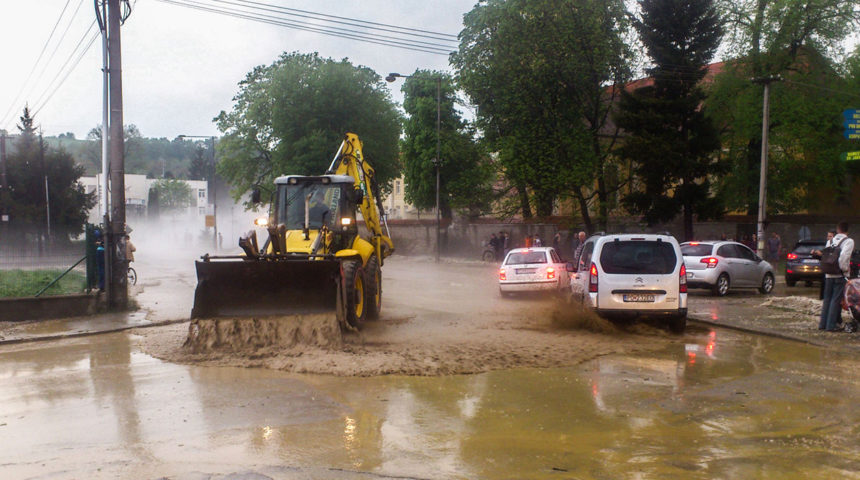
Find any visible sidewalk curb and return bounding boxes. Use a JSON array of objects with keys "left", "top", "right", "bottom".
[
  {"left": 0, "top": 318, "right": 189, "bottom": 346},
  {"left": 689, "top": 315, "right": 828, "bottom": 347}
]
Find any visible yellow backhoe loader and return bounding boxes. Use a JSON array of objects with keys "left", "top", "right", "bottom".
[{"left": 189, "top": 133, "right": 394, "bottom": 346}]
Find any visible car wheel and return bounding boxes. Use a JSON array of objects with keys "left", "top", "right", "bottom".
[
  {"left": 669, "top": 314, "right": 687, "bottom": 334},
  {"left": 786, "top": 277, "right": 797, "bottom": 287},
  {"left": 759, "top": 273, "right": 774, "bottom": 294},
  {"left": 712, "top": 273, "right": 730, "bottom": 296}
]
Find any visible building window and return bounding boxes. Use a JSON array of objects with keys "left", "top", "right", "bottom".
[
  {"left": 198, "top": 189, "right": 206, "bottom": 199},
  {"left": 395, "top": 181, "right": 400, "bottom": 194}
]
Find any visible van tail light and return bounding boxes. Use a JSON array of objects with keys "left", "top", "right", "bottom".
[
  {"left": 499, "top": 268, "right": 506, "bottom": 281},
  {"left": 786, "top": 253, "right": 798, "bottom": 260},
  {"left": 679, "top": 264, "right": 687, "bottom": 293},
  {"left": 546, "top": 267, "right": 555, "bottom": 279},
  {"left": 589, "top": 264, "right": 598, "bottom": 293},
  {"left": 700, "top": 257, "right": 719, "bottom": 268},
  {"left": 786, "top": 269, "right": 793, "bottom": 274}
]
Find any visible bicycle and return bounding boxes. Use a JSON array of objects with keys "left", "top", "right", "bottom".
[{"left": 127, "top": 266, "right": 137, "bottom": 286}]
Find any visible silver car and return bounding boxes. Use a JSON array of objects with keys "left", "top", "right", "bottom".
[{"left": 681, "top": 241, "right": 775, "bottom": 296}]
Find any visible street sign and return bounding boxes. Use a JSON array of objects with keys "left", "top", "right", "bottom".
[
  {"left": 843, "top": 110, "right": 860, "bottom": 139},
  {"left": 841, "top": 151, "right": 860, "bottom": 162}
]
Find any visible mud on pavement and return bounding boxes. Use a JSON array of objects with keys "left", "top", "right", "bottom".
[{"left": 136, "top": 258, "right": 683, "bottom": 376}]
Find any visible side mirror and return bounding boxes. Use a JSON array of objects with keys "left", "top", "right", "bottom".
[
  {"left": 566, "top": 262, "right": 577, "bottom": 273},
  {"left": 250, "top": 187, "right": 261, "bottom": 205}
]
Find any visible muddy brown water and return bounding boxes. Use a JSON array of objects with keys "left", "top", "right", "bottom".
[{"left": 1, "top": 325, "right": 858, "bottom": 479}]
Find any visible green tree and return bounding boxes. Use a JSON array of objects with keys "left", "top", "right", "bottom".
[
  {"left": 215, "top": 52, "right": 402, "bottom": 205},
  {"left": 188, "top": 144, "right": 209, "bottom": 181},
  {"left": 84, "top": 124, "right": 144, "bottom": 174},
  {"left": 711, "top": 0, "right": 860, "bottom": 213},
  {"left": 615, "top": 0, "right": 724, "bottom": 240},
  {"left": 6, "top": 109, "right": 95, "bottom": 243},
  {"left": 453, "top": 0, "right": 633, "bottom": 226},
  {"left": 149, "top": 178, "right": 192, "bottom": 211},
  {"left": 397, "top": 71, "right": 494, "bottom": 220}
]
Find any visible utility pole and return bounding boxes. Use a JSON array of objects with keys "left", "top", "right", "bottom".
[
  {"left": 752, "top": 75, "right": 781, "bottom": 258},
  {"left": 434, "top": 76, "right": 441, "bottom": 263},
  {"left": 0, "top": 132, "right": 8, "bottom": 234},
  {"left": 107, "top": 0, "right": 128, "bottom": 310}
]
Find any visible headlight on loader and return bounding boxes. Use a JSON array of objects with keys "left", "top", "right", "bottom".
[{"left": 254, "top": 216, "right": 269, "bottom": 227}]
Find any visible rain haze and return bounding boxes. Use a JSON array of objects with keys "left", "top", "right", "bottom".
[{"left": 0, "top": 0, "right": 474, "bottom": 139}]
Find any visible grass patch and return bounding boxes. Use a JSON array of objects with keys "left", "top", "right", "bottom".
[{"left": 0, "top": 269, "right": 87, "bottom": 298}]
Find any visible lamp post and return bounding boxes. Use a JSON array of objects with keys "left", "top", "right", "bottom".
[
  {"left": 179, "top": 135, "right": 217, "bottom": 251},
  {"left": 386, "top": 72, "right": 441, "bottom": 262}
]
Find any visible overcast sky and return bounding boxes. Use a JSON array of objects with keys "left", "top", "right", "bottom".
[{"left": 0, "top": 0, "right": 476, "bottom": 139}]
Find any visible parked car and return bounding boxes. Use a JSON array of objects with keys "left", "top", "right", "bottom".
[
  {"left": 785, "top": 240, "right": 826, "bottom": 286},
  {"left": 569, "top": 233, "right": 687, "bottom": 333},
  {"left": 680, "top": 241, "right": 775, "bottom": 296},
  {"left": 498, "top": 247, "right": 573, "bottom": 297}
]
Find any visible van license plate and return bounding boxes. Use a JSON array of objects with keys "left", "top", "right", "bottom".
[{"left": 623, "top": 294, "right": 655, "bottom": 302}]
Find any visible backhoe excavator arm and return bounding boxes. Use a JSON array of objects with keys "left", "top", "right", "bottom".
[{"left": 327, "top": 133, "right": 394, "bottom": 262}]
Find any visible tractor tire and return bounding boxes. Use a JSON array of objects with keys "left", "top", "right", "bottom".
[
  {"left": 712, "top": 273, "right": 730, "bottom": 296},
  {"left": 343, "top": 260, "right": 367, "bottom": 328},
  {"left": 366, "top": 255, "right": 382, "bottom": 320}
]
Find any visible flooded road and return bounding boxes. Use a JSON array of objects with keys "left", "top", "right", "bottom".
[{"left": 2, "top": 325, "right": 858, "bottom": 479}]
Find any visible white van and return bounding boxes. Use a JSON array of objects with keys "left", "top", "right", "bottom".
[{"left": 569, "top": 233, "right": 688, "bottom": 332}]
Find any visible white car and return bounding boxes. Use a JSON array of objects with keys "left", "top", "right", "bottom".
[
  {"left": 569, "top": 233, "right": 688, "bottom": 332},
  {"left": 499, "top": 247, "right": 572, "bottom": 297}
]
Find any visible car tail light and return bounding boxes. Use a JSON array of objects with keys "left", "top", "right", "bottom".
[
  {"left": 700, "top": 257, "right": 718, "bottom": 268},
  {"left": 546, "top": 266, "right": 555, "bottom": 279},
  {"left": 589, "top": 263, "right": 598, "bottom": 293},
  {"left": 786, "top": 269, "right": 793, "bottom": 274},
  {"left": 787, "top": 253, "right": 798, "bottom": 260},
  {"left": 679, "top": 264, "right": 687, "bottom": 293},
  {"left": 499, "top": 268, "right": 506, "bottom": 281}
]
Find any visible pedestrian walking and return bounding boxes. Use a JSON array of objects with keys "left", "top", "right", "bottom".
[
  {"left": 766, "top": 232, "right": 781, "bottom": 262},
  {"left": 813, "top": 222, "right": 854, "bottom": 332},
  {"left": 573, "top": 231, "right": 586, "bottom": 263},
  {"left": 489, "top": 233, "right": 502, "bottom": 261},
  {"left": 552, "top": 232, "right": 561, "bottom": 251},
  {"left": 533, "top": 234, "right": 542, "bottom": 247}
]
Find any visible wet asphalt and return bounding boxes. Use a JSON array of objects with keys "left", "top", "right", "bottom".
[{"left": 1, "top": 253, "right": 859, "bottom": 479}]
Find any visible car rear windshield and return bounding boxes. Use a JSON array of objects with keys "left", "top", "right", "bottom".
[
  {"left": 505, "top": 251, "right": 547, "bottom": 265},
  {"left": 681, "top": 244, "right": 713, "bottom": 256},
  {"left": 793, "top": 243, "right": 825, "bottom": 255},
  {"left": 600, "top": 241, "right": 677, "bottom": 274}
]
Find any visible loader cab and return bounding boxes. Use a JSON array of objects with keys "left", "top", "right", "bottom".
[{"left": 274, "top": 175, "right": 358, "bottom": 234}]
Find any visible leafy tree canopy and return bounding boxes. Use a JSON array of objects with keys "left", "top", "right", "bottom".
[
  {"left": 453, "top": 0, "right": 633, "bottom": 222},
  {"left": 215, "top": 52, "right": 402, "bottom": 205},
  {"left": 397, "top": 70, "right": 494, "bottom": 219},
  {"left": 150, "top": 178, "right": 192, "bottom": 211}
]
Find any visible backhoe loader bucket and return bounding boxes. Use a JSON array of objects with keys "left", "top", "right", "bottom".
[{"left": 191, "top": 259, "right": 342, "bottom": 319}]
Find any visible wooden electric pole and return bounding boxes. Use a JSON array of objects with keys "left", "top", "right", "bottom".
[{"left": 108, "top": 0, "right": 128, "bottom": 309}]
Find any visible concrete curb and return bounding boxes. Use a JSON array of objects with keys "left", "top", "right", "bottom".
[
  {"left": 688, "top": 315, "right": 827, "bottom": 347},
  {"left": 0, "top": 318, "right": 188, "bottom": 346}
]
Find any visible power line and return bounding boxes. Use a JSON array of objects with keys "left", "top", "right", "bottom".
[
  {"left": 164, "top": 0, "right": 456, "bottom": 52},
  {"left": 154, "top": 0, "right": 455, "bottom": 55},
  {"left": 226, "top": 0, "right": 459, "bottom": 42},
  {"left": 32, "top": 20, "right": 100, "bottom": 117},
  {"left": 782, "top": 79, "right": 860, "bottom": 100},
  {"left": 0, "top": 0, "right": 75, "bottom": 129}
]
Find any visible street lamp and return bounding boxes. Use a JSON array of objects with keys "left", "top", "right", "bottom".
[
  {"left": 179, "top": 135, "right": 217, "bottom": 251},
  {"left": 386, "top": 72, "right": 442, "bottom": 262}
]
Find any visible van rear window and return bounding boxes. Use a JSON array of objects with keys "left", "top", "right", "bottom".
[{"left": 600, "top": 241, "right": 677, "bottom": 274}]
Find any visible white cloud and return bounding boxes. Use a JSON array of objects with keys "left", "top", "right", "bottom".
[{"left": 0, "top": 0, "right": 472, "bottom": 139}]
